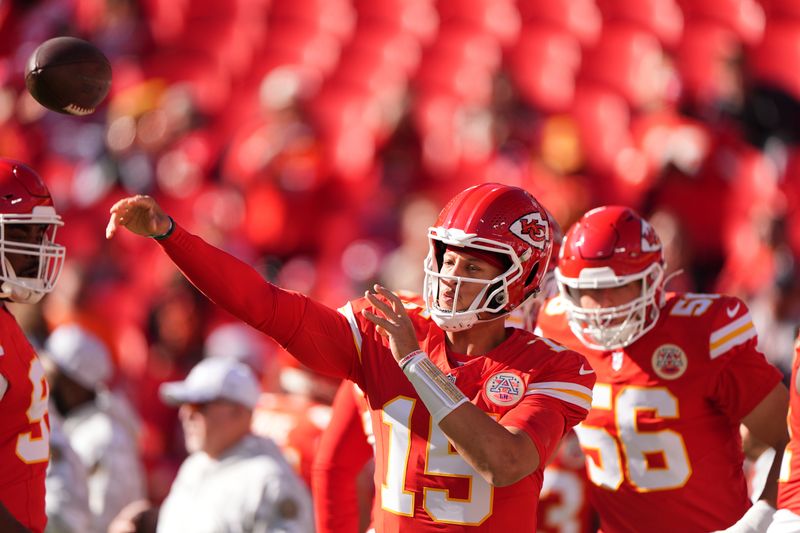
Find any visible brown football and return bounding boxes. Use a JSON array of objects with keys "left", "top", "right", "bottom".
[{"left": 25, "top": 37, "right": 111, "bottom": 116}]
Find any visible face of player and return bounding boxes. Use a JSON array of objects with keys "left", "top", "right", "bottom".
[
  {"left": 4, "top": 223, "right": 47, "bottom": 278},
  {"left": 179, "top": 399, "right": 252, "bottom": 457},
  {"left": 575, "top": 281, "right": 642, "bottom": 314},
  {"left": 437, "top": 249, "right": 504, "bottom": 313}
]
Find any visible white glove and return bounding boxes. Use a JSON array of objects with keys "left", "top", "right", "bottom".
[{"left": 713, "top": 501, "right": 776, "bottom": 533}]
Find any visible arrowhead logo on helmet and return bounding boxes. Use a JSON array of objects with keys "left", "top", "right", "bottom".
[
  {"left": 510, "top": 212, "right": 549, "bottom": 250},
  {"left": 641, "top": 219, "right": 661, "bottom": 253}
]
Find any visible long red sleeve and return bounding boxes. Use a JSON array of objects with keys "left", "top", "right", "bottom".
[
  {"left": 312, "top": 382, "right": 374, "bottom": 533},
  {"left": 159, "top": 223, "right": 360, "bottom": 381}
]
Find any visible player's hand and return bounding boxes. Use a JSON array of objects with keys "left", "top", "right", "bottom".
[
  {"left": 106, "top": 195, "right": 171, "bottom": 239},
  {"left": 362, "top": 284, "right": 421, "bottom": 363}
]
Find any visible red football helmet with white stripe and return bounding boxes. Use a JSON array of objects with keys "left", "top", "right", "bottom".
[
  {"left": 423, "top": 183, "right": 553, "bottom": 331},
  {"left": 556, "top": 205, "right": 665, "bottom": 350}
]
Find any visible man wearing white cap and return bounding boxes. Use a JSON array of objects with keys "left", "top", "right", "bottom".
[
  {"left": 44, "top": 323, "right": 146, "bottom": 533},
  {"left": 155, "top": 357, "right": 314, "bottom": 533}
]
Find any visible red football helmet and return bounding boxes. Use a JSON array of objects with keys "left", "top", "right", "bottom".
[
  {"left": 423, "top": 183, "right": 553, "bottom": 331},
  {"left": 0, "top": 159, "right": 65, "bottom": 304},
  {"left": 556, "top": 205, "right": 665, "bottom": 350}
]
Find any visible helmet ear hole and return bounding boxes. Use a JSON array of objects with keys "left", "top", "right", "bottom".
[
  {"left": 486, "top": 280, "right": 508, "bottom": 313},
  {"left": 525, "top": 261, "right": 540, "bottom": 291}
]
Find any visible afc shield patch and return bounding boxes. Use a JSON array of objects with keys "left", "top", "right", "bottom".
[
  {"left": 651, "top": 344, "right": 688, "bottom": 380},
  {"left": 484, "top": 372, "right": 525, "bottom": 407}
]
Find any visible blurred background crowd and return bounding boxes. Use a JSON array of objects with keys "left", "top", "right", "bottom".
[{"left": 2, "top": 0, "right": 800, "bottom": 525}]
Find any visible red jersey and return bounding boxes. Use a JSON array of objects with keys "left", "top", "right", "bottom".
[
  {"left": 777, "top": 335, "right": 800, "bottom": 514},
  {"left": 537, "top": 431, "right": 596, "bottom": 533},
  {"left": 312, "top": 381, "right": 375, "bottom": 533},
  {"left": 160, "top": 225, "right": 595, "bottom": 532},
  {"left": 251, "top": 392, "right": 331, "bottom": 488},
  {"left": 0, "top": 306, "right": 49, "bottom": 533},
  {"left": 537, "top": 292, "right": 782, "bottom": 533}
]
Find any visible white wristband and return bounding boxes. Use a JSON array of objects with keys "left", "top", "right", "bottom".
[
  {"left": 717, "top": 500, "right": 775, "bottom": 533},
  {"left": 403, "top": 352, "right": 468, "bottom": 423}
]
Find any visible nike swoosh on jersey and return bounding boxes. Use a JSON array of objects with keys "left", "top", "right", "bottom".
[
  {"left": 726, "top": 303, "right": 741, "bottom": 318},
  {"left": 579, "top": 365, "right": 594, "bottom": 375}
]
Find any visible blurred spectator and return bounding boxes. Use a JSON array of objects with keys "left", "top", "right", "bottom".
[
  {"left": 44, "top": 323, "right": 146, "bottom": 533},
  {"left": 45, "top": 414, "right": 92, "bottom": 533},
  {"left": 119, "top": 357, "right": 314, "bottom": 533},
  {"left": 203, "top": 320, "right": 335, "bottom": 488}
]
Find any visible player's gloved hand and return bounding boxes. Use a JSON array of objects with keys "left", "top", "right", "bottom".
[
  {"left": 106, "top": 195, "right": 172, "bottom": 240},
  {"left": 712, "top": 501, "right": 776, "bottom": 533}
]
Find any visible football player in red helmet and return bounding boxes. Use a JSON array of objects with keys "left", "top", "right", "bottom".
[
  {"left": 537, "top": 205, "right": 788, "bottom": 533},
  {"left": 313, "top": 220, "right": 597, "bottom": 533},
  {"left": 0, "top": 159, "right": 65, "bottom": 533},
  {"left": 107, "top": 183, "right": 595, "bottom": 531}
]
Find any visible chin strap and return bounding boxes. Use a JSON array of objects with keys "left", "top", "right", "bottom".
[
  {"left": 0, "top": 281, "right": 42, "bottom": 304},
  {"left": 0, "top": 257, "right": 44, "bottom": 304}
]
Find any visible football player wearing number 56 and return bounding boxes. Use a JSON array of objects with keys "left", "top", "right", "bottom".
[
  {"left": 536, "top": 206, "right": 789, "bottom": 533},
  {"left": 0, "top": 159, "right": 66, "bottom": 533},
  {"left": 106, "top": 183, "right": 596, "bottom": 532}
]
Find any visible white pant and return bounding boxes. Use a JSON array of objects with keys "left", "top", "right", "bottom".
[{"left": 766, "top": 509, "right": 800, "bottom": 533}]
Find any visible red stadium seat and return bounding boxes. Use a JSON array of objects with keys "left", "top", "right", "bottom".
[
  {"left": 595, "top": 0, "right": 683, "bottom": 48},
  {"left": 761, "top": 0, "right": 800, "bottom": 19},
  {"left": 355, "top": 0, "right": 439, "bottom": 44},
  {"left": 258, "top": 25, "right": 343, "bottom": 76},
  {"left": 677, "top": 0, "right": 764, "bottom": 44},
  {"left": 344, "top": 28, "right": 423, "bottom": 77},
  {"left": 748, "top": 21, "right": 800, "bottom": 100},
  {"left": 414, "top": 55, "right": 495, "bottom": 105},
  {"left": 579, "top": 24, "right": 670, "bottom": 110},
  {"left": 428, "top": 26, "right": 503, "bottom": 71},
  {"left": 437, "top": 0, "right": 521, "bottom": 47},
  {"left": 507, "top": 25, "right": 581, "bottom": 113},
  {"left": 676, "top": 21, "right": 740, "bottom": 108},
  {"left": 517, "top": 0, "right": 602, "bottom": 47},
  {"left": 268, "top": 0, "right": 356, "bottom": 41},
  {"left": 570, "top": 84, "right": 648, "bottom": 193}
]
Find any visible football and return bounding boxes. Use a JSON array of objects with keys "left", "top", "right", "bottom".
[{"left": 25, "top": 36, "right": 111, "bottom": 116}]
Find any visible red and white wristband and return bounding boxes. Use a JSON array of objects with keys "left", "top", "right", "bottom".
[{"left": 399, "top": 350, "right": 468, "bottom": 423}]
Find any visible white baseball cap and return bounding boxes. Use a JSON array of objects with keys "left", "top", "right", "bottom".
[
  {"left": 159, "top": 358, "right": 261, "bottom": 409},
  {"left": 45, "top": 324, "right": 112, "bottom": 390}
]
